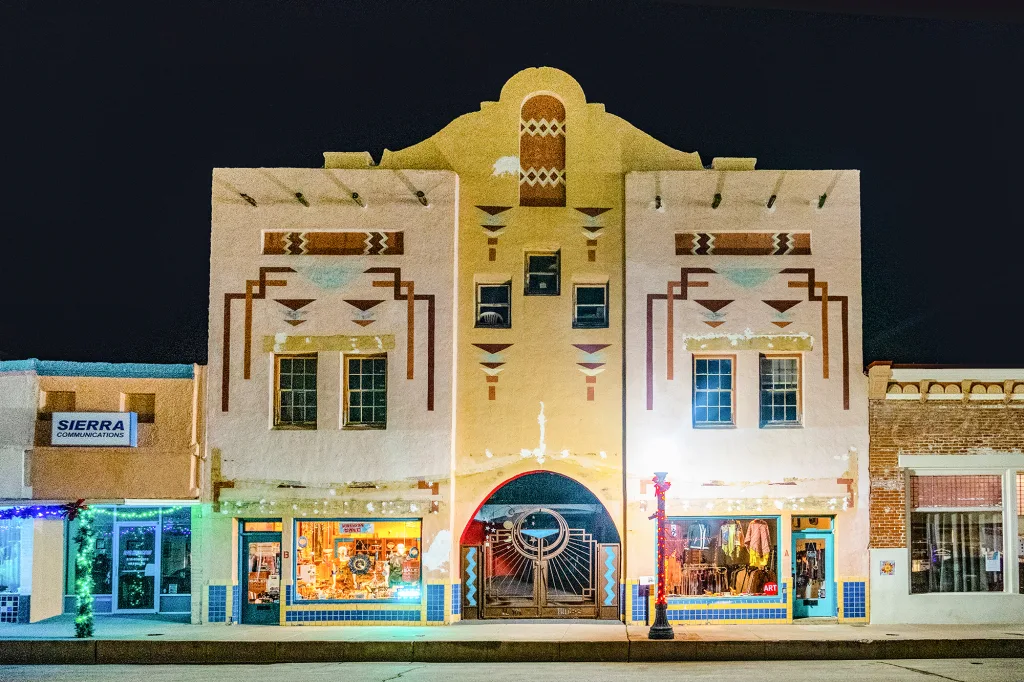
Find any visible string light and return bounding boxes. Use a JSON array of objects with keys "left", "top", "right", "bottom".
[{"left": 73, "top": 506, "right": 96, "bottom": 638}]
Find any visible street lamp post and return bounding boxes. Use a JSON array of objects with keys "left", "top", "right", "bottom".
[{"left": 648, "top": 471, "right": 674, "bottom": 640}]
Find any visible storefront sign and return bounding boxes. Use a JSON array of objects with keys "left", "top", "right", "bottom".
[
  {"left": 51, "top": 412, "right": 138, "bottom": 447},
  {"left": 340, "top": 522, "right": 374, "bottom": 534},
  {"left": 763, "top": 582, "right": 778, "bottom": 595}
]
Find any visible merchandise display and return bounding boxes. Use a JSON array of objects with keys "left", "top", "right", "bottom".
[
  {"left": 665, "top": 517, "right": 778, "bottom": 597},
  {"left": 294, "top": 520, "right": 421, "bottom": 601}
]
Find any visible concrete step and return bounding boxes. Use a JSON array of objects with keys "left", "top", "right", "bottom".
[{"left": 1, "top": 637, "right": 1021, "bottom": 665}]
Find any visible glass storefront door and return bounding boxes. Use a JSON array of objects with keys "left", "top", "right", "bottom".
[
  {"left": 240, "top": 531, "right": 281, "bottom": 625},
  {"left": 792, "top": 530, "right": 835, "bottom": 618},
  {"left": 113, "top": 523, "right": 158, "bottom": 612}
]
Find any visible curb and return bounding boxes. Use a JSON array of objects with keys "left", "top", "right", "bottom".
[{"left": 0, "top": 638, "right": 1020, "bottom": 665}]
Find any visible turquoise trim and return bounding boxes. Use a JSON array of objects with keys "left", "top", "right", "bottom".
[
  {"left": 792, "top": 529, "right": 836, "bottom": 618},
  {"left": 0, "top": 359, "right": 193, "bottom": 379}
]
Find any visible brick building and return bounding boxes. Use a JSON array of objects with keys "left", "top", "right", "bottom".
[{"left": 867, "top": 362, "right": 1024, "bottom": 623}]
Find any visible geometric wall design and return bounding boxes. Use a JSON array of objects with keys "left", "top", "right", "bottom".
[{"left": 676, "top": 232, "right": 810, "bottom": 256}]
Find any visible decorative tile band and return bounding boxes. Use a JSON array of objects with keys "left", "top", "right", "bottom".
[
  {"left": 284, "top": 609, "right": 421, "bottom": 623},
  {"left": 263, "top": 231, "right": 405, "bottom": 256},
  {"left": 839, "top": 579, "right": 868, "bottom": 622},
  {"left": 676, "top": 232, "right": 811, "bottom": 256},
  {"left": 207, "top": 585, "right": 227, "bottom": 623}
]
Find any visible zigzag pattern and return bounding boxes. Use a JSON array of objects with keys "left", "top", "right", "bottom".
[
  {"left": 519, "top": 167, "right": 566, "bottom": 187},
  {"left": 465, "top": 547, "right": 478, "bottom": 607},
  {"left": 520, "top": 117, "right": 566, "bottom": 137},
  {"left": 603, "top": 546, "right": 617, "bottom": 606},
  {"left": 693, "top": 233, "right": 715, "bottom": 255},
  {"left": 283, "top": 232, "right": 309, "bottom": 255},
  {"left": 772, "top": 233, "right": 793, "bottom": 255}
]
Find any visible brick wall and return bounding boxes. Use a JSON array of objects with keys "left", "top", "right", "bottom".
[{"left": 868, "top": 400, "right": 1024, "bottom": 548}]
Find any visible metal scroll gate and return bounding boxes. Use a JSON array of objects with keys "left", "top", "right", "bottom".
[{"left": 461, "top": 507, "right": 619, "bottom": 619}]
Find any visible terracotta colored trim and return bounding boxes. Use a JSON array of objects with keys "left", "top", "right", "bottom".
[
  {"left": 666, "top": 281, "right": 675, "bottom": 381},
  {"left": 220, "top": 266, "right": 294, "bottom": 412},
  {"left": 819, "top": 282, "right": 829, "bottom": 379}
]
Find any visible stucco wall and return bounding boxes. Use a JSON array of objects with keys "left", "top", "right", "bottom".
[
  {"left": 208, "top": 168, "right": 456, "bottom": 487},
  {"left": 29, "top": 373, "right": 201, "bottom": 500},
  {"left": 624, "top": 170, "right": 869, "bottom": 580},
  {"left": 0, "top": 371, "right": 37, "bottom": 499}
]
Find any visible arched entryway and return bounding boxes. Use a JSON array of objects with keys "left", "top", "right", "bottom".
[{"left": 460, "top": 472, "right": 620, "bottom": 620}]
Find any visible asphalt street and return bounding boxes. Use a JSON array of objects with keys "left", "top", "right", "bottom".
[{"left": 0, "top": 660, "right": 1020, "bottom": 682}]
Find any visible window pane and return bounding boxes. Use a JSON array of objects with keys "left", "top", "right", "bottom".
[
  {"left": 160, "top": 507, "right": 191, "bottom": 595},
  {"left": 910, "top": 512, "right": 1003, "bottom": 593},
  {"left": 695, "top": 374, "right": 707, "bottom": 389},
  {"left": 480, "top": 285, "right": 509, "bottom": 303},
  {"left": 577, "top": 287, "right": 605, "bottom": 304},
  {"left": 708, "top": 359, "right": 719, "bottom": 374},
  {"left": 912, "top": 475, "right": 1003, "bottom": 508},
  {"left": 695, "top": 359, "right": 707, "bottom": 373},
  {"left": 695, "top": 407, "right": 708, "bottom": 422},
  {"left": 707, "top": 373, "right": 719, "bottom": 390},
  {"left": 720, "top": 406, "right": 731, "bottom": 423},
  {"left": 720, "top": 373, "right": 732, "bottom": 389},
  {"left": 529, "top": 255, "right": 558, "bottom": 272}
]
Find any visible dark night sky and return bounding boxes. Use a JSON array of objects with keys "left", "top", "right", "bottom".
[{"left": 3, "top": 1, "right": 1023, "bottom": 366}]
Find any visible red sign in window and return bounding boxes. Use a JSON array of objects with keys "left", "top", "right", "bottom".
[{"left": 764, "top": 582, "right": 778, "bottom": 595}]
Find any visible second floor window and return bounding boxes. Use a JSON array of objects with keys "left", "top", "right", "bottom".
[
  {"left": 275, "top": 355, "right": 317, "bottom": 428},
  {"left": 525, "top": 251, "right": 560, "bottom": 295},
  {"left": 122, "top": 392, "right": 156, "bottom": 423},
  {"left": 760, "top": 356, "right": 801, "bottom": 427},
  {"left": 475, "top": 282, "right": 511, "bottom": 328},
  {"left": 573, "top": 283, "right": 608, "bottom": 328},
  {"left": 345, "top": 355, "right": 387, "bottom": 429},
  {"left": 693, "top": 357, "right": 734, "bottom": 426},
  {"left": 38, "top": 390, "right": 75, "bottom": 420}
]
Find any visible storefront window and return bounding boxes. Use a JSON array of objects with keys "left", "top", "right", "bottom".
[
  {"left": 294, "top": 520, "right": 421, "bottom": 602},
  {"left": 664, "top": 517, "right": 778, "bottom": 596},
  {"left": 0, "top": 519, "right": 23, "bottom": 593},
  {"left": 910, "top": 475, "right": 1004, "bottom": 594},
  {"left": 160, "top": 507, "right": 191, "bottom": 595}
]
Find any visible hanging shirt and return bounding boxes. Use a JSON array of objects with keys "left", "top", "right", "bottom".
[
  {"left": 687, "top": 522, "right": 710, "bottom": 550},
  {"left": 744, "top": 519, "right": 772, "bottom": 559},
  {"left": 720, "top": 521, "right": 744, "bottom": 559}
]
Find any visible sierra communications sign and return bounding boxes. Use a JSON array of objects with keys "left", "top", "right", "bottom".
[{"left": 51, "top": 412, "right": 138, "bottom": 447}]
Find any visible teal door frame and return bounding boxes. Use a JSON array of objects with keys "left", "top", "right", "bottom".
[
  {"left": 238, "top": 530, "right": 282, "bottom": 625},
  {"left": 792, "top": 529, "right": 836, "bottom": 618}
]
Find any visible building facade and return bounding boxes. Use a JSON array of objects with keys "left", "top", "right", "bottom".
[
  {"left": 0, "top": 360, "right": 203, "bottom": 624},
  {"left": 624, "top": 168, "right": 869, "bottom": 624},
  {"left": 201, "top": 67, "right": 868, "bottom": 626},
  {"left": 867, "top": 363, "right": 1024, "bottom": 624},
  {"left": 203, "top": 168, "right": 457, "bottom": 624}
]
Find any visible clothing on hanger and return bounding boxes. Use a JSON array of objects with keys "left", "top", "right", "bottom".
[
  {"left": 720, "top": 520, "right": 744, "bottom": 559},
  {"left": 686, "top": 522, "right": 710, "bottom": 550},
  {"left": 741, "top": 518, "right": 770, "bottom": 561}
]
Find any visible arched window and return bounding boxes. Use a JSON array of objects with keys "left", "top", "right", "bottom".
[{"left": 519, "top": 95, "right": 566, "bottom": 207}]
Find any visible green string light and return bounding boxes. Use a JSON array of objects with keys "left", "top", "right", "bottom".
[
  {"left": 73, "top": 506, "right": 96, "bottom": 638},
  {"left": 90, "top": 505, "right": 185, "bottom": 521}
]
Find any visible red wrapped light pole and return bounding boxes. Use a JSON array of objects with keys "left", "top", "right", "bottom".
[{"left": 648, "top": 471, "right": 674, "bottom": 639}]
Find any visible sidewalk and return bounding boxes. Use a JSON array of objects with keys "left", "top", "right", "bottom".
[{"left": 2, "top": 616, "right": 1022, "bottom": 664}]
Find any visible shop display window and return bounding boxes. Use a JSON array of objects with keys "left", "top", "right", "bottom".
[
  {"left": 910, "top": 475, "right": 1004, "bottom": 594},
  {"left": 0, "top": 520, "right": 22, "bottom": 593},
  {"left": 294, "top": 520, "right": 421, "bottom": 602},
  {"left": 160, "top": 507, "right": 191, "bottom": 595},
  {"left": 664, "top": 517, "right": 778, "bottom": 597}
]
